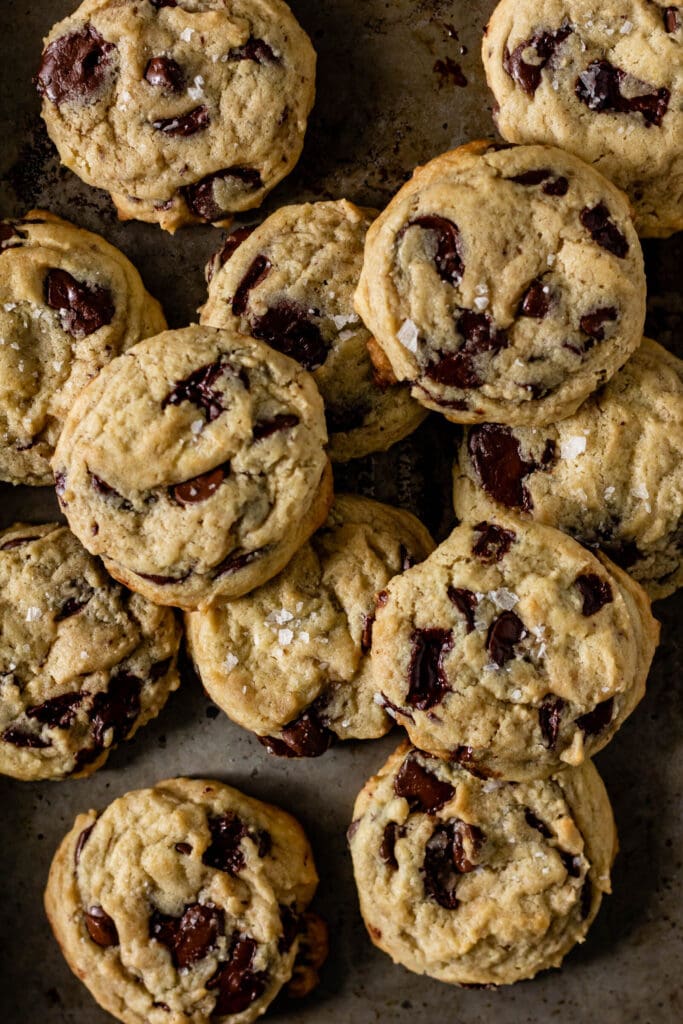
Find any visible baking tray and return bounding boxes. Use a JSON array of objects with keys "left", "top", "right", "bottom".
[{"left": 0, "top": 1, "right": 681, "bottom": 1021}]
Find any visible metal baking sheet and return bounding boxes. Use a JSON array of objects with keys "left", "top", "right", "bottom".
[{"left": 0, "top": 1, "right": 681, "bottom": 1021}]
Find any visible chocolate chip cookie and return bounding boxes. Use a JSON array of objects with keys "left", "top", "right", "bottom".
[
  {"left": 354, "top": 141, "right": 646, "bottom": 426},
  {"left": 185, "top": 494, "right": 435, "bottom": 756},
  {"left": 45, "top": 777, "right": 322, "bottom": 1023},
  {"left": 200, "top": 200, "right": 427, "bottom": 461},
  {"left": 348, "top": 742, "right": 616, "bottom": 985},
  {"left": 370, "top": 516, "right": 659, "bottom": 779},
  {"left": 0, "top": 210, "right": 165, "bottom": 485},
  {"left": 52, "top": 324, "right": 333, "bottom": 610},
  {"left": 454, "top": 338, "right": 683, "bottom": 600},
  {"left": 36, "top": 0, "right": 316, "bottom": 232},
  {"left": 0, "top": 523, "right": 180, "bottom": 781},
  {"left": 483, "top": 0, "right": 682, "bottom": 237}
]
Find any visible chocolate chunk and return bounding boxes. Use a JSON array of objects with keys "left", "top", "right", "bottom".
[
  {"left": 423, "top": 820, "right": 484, "bottom": 909},
  {"left": 231, "top": 254, "right": 272, "bottom": 316},
  {"left": 206, "top": 935, "right": 266, "bottom": 1016},
  {"left": 426, "top": 311, "right": 507, "bottom": 389},
  {"left": 172, "top": 464, "right": 228, "bottom": 506},
  {"left": 213, "top": 548, "right": 262, "bottom": 578},
  {"left": 503, "top": 24, "right": 572, "bottom": 95},
  {"left": 539, "top": 696, "right": 565, "bottom": 748},
  {"left": 401, "top": 215, "right": 464, "bottom": 286},
  {"left": 407, "top": 627, "right": 453, "bottom": 710},
  {"left": 90, "top": 672, "right": 142, "bottom": 750},
  {"left": 85, "top": 905, "right": 118, "bottom": 947},
  {"left": 446, "top": 587, "right": 477, "bottom": 633},
  {"left": 579, "top": 306, "right": 617, "bottom": 341},
  {"left": 603, "top": 538, "right": 640, "bottom": 570},
  {"left": 259, "top": 706, "right": 334, "bottom": 758},
  {"left": 252, "top": 413, "right": 299, "bottom": 441},
  {"left": 576, "top": 60, "right": 670, "bottom": 127},
  {"left": 26, "top": 692, "right": 85, "bottom": 728},
  {"left": 45, "top": 269, "right": 115, "bottom": 338},
  {"left": 524, "top": 808, "right": 552, "bottom": 838},
  {"left": 150, "top": 903, "right": 224, "bottom": 968},
  {"left": 1, "top": 725, "right": 50, "bottom": 749},
  {"left": 150, "top": 0, "right": 177, "bottom": 6},
  {"left": 542, "top": 176, "right": 569, "bottom": 196},
  {"left": 202, "top": 812, "right": 251, "bottom": 875},
  {"left": 208, "top": 226, "right": 255, "bottom": 282},
  {"left": 360, "top": 612, "right": 375, "bottom": 653},
  {"left": 136, "top": 570, "right": 190, "bottom": 586},
  {"left": 75, "top": 824, "right": 95, "bottom": 865},
  {"left": 183, "top": 167, "right": 263, "bottom": 222},
  {"left": 144, "top": 56, "right": 185, "bottom": 92},
  {"left": 175, "top": 842, "right": 192, "bottom": 855},
  {"left": 380, "top": 822, "right": 403, "bottom": 870},
  {"left": 471, "top": 522, "right": 516, "bottom": 563},
  {"left": 152, "top": 105, "right": 210, "bottom": 136},
  {"left": 163, "top": 359, "right": 235, "bottom": 422},
  {"left": 0, "top": 535, "right": 40, "bottom": 550},
  {"left": 519, "top": 278, "right": 550, "bottom": 318},
  {"left": 664, "top": 7, "right": 681, "bottom": 32},
  {"left": 468, "top": 425, "right": 535, "bottom": 511},
  {"left": 228, "top": 37, "right": 278, "bottom": 63},
  {"left": 250, "top": 300, "right": 328, "bottom": 371},
  {"left": 55, "top": 590, "right": 91, "bottom": 621},
  {"left": 450, "top": 745, "right": 493, "bottom": 780},
  {"left": 90, "top": 473, "right": 131, "bottom": 511},
  {"left": 575, "top": 697, "right": 614, "bottom": 736},
  {"left": 575, "top": 573, "right": 613, "bottom": 615},
  {"left": 559, "top": 850, "right": 582, "bottom": 878},
  {"left": 35, "top": 26, "right": 115, "bottom": 106},
  {"left": 507, "top": 168, "right": 568, "bottom": 195},
  {"left": 486, "top": 611, "right": 526, "bottom": 666},
  {"left": 278, "top": 905, "right": 300, "bottom": 954},
  {"left": 580, "top": 203, "right": 629, "bottom": 258},
  {"left": 394, "top": 752, "right": 455, "bottom": 813}
]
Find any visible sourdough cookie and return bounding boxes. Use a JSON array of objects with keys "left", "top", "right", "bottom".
[
  {"left": 0, "top": 210, "right": 165, "bottom": 485},
  {"left": 45, "top": 777, "right": 322, "bottom": 1023},
  {"left": 348, "top": 742, "right": 616, "bottom": 986},
  {"left": 354, "top": 141, "right": 646, "bottom": 427},
  {"left": 483, "top": 0, "right": 683, "bottom": 237},
  {"left": 52, "top": 324, "right": 332, "bottom": 610},
  {"left": 454, "top": 338, "right": 683, "bottom": 600},
  {"left": 0, "top": 523, "right": 180, "bottom": 781},
  {"left": 185, "top": 494, "right": 435, "bottom": 755},
  {"left": 36, "top": 0, "right": 316, "bottom": 232},
  {"left": 370, "top": 516, "right": 658, "bottom": 779},
  {"left": 200, "top": 201, "right": 427, "bottom": 461}
]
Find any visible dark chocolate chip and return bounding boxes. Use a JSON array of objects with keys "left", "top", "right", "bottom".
[
  {"left": 426, "top": 311, "right": 508, "bottom": 389},
  {"left": 149, "top": 0, "right": 177, "bottom": 6},
  {"left": 55, "top": 590, "right": 92, "bottom": 621},
  {"left": 446, "top": 587, "right": 477, "bottom": 633},
  {"left": 539, "top": 696, "right": 565, "bottom": 749},
  {"left": 471, "top": 521, "right": 516, "bottom": 563},
  {"left": 423, "top": 820, "right": 484, "bottom": 909},
  {"left": 207, "top": 226, "right": 255, "bottom": 282},
  {"left": 278, "top": 904, "right": 300, "bottom": 954},
  {"left": 559, "top": 850, "right": 582, "bottom": 878},
  {"left": 26, "top": 692, "right": 85, "bottom": 728},
  {"left": 575, "top": 697, "right": 614, "bottom": 736},
  {"left": 407, "top": 627, "right": 453, "bottom": 710},
  {"left": 394, "top": 752, "right": 455, "bottom": 813},
  {"left": 183, "top": 167, "right": 263, "bottom": 222},
  {"left": 519, "top": 278, "right": 550, "bottom": 318},
  {"left": 90, "top": 472, "right": 133, "bottom": 512},
  {"left": 360, "top": 612, "right": 375, "bottom": 653},
  {"left": 1, "top": 725, "right": 50, "bottom": 749},
  {"left": 0, "top": 535, "right": 40, "bottom": 550},
  {"left": 228, "top": 37, "right": 278, "bottom": 63},
  {"left": 150, "top": 903, "right": 224, "bottom": 968},
  {"left": 35, "top": 25, "right": 115, "bottom": 106},
  {"left": 250, "top": 300, "right": 328, "bottom": 371},
  {"left": 664, "top": 6, "right": 681, "bottom": 32},
  {"left": 231, "top": 254, "right": 272, "bottom": 316},
  {"left": 135, "top": 570, "right": 190, "bottom": 586},
  {"left": 542, "top": 176, "right": 569, "bottom": 196},
  {"left": 90, "top": 672, "right": 142, "bottom": 750},
  {"left": 507, "top": 168, "right": 569, "bottom": 196},
  {"left": 401, "top": 215, "right": 464, "bottom": 286},
  {"left": 213, "top": 548, "right": 262, "bottom": 578},
  {"left": 85, "top": 905, "right": 118, "bottom": 947},
  {"left": 259, "top": 706, "right": 334, "bottom": 758},
  {"left": 202, "top": 812, "right": 251, "bottom": 875},
  {"left": 45, "top": 268, "right": 115, "bottom": 338},
  {"left": 524, "top": 808, "right": 552, "bottom": 838},
  {"left": 576, "top": 60, "right": 670, "bottom": 127},
  {"left": 575, "top": 573, "right": 613, "bottom": 615},
  {"left": 580, "top": 203, "right": 629, "bottom": 258},
  {"left": 252, "top": 413, "right": 299, "bottom": 441},
  {"left": 152, "top": 105, "right": 210, "bottom": 136},
  {"left": 468, "top": 425, "right": 535, "bottom": 511},
  {"left": 175, "top": 842, "right": 192, "bottom": 855},
  {"left": 579, "top": 306, "right": 617, "bottom": 341},
  {"left": 380, "top": 822, "right": 404, "bottom": 870},
  {"left": 486, "top": 611, "right": 526, "bottom": 666},
  {"left": 163, "top": 359, "right": 236, "bottom": 422},
  {"left": 172, "top": 464, "right": 228, "bottom": 506},
  {"left": 75, "top": 823, "right": 95, "bottom": 865},
  {"left": 144, "top": 56, "right": 185, "bottom": 92},
  {"left": 206, "top": 934, "right": 266, "bottom": 1016},
  {"left": 399, "top": 545, "right": 416, "bottom": 572},
  {"left": 450, "top": 745, "right": 494, "bottom": 780},
  {"left": 503, "top": 24, "right": 572, "bottom": 95}
]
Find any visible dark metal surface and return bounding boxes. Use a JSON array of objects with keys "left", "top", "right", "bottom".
[{"left": 0, "top": 1, "right": 681, "bottom": 1022}]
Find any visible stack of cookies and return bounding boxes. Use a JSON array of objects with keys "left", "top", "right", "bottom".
[{"left": 0, "top": 0, "right": 680, "bottom": 1020}]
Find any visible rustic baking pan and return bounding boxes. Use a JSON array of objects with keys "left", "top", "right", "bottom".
[{"left": 0, "top": 1, "right": 681, "bottom": 1021}]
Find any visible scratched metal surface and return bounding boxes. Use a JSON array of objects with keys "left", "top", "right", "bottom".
[{"left": 0, "top": 1, "right": 681, "bottom": 1022}]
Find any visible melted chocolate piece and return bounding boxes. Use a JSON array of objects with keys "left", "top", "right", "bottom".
[
  {"left": 210, "top": 226, "right": 255, "bottom": 280},
  {"left": 664, "top": 6, "right": 681, "bottom": 32},
  {"left": 150, "top": 903, "right": 224, "bottom": 968},
  {"left": 26, "top": 692, "right": 84, "bottom": 728},
  {"left": 426, "top": 311, "right": 508, "bottom": 389},
  {"left": 90, "top": 672, "right": 142, "bottom": 749},
  {"left": 150, "top": 0, "right": 177, "bottom": 6},
  {"left": 152, "top": 105, "right": 210, "bottom": 136},
  {"left": 407, "top": 628, "right": 453, "bottom": 710},
  {"left": 379, "top": 822, "right": 403, "bottom": 870},
  {"left": 45, "top": 269, "right": 115, "bottom": 338},
  {"left": 360, "top": 612, "right": 375, "bottom": 653},
  {"left": 471, "top": 521, "right": 516, "bottom": 563},
  {"left": 202, "top": 812, "right": 252, "bottom": 875},
  {"left": 172, "top": 465, "right": 228, "bottom": 506},
  {"left": 519, "top": 278, "right": 550, "bottom": 318},
  {"left": 90, "top": 473, "right": 130, "bottom": 512},
  {"left": 250, "top": 300, "right": 327, "bottom": 371},
  {"left": 228, "top": 37, "right": 278, "bottom": 63},
  {"left": 446, "top": 586, "right": 477, "bottom": 633},
  {"left": 75, "top": 824, "right": 95, "bottom": 864},
  {"left": 394, "top": 752, "right": 455, "bottom": 813},
  {"left": 144, "top": 56, "right": 185, "bottom": 92},
  {"left": 579, "top": 306, "right": 617, "bottom": 341},
  {"left": 559, "top": 850, "right": 582, "bottom": 878},
  {"left": 451, "top": 745, "right": 495, "bottom": 780},
  {"left": 468, "top": 424, "right": 535, "bottom": 511},
  {"left": 55, "top": 590, "right": 92, "bottom": 621},
  {"left": 278, "top": 905, "right": 300, "bottom": 954},
  {"left": 213, "top": 548, "right": 261, "bottom": 578},
  {"left": 503, "top": 24, "right": 572, "bottom": 95},
  {"left": 85, "top": 905, "right": 118, "bottom": 947},
  {"left": 402, "top": 215, "right": 465, "bottom": 286},
  {"left": 575, "top": 573, "right": 613, "bottom": 615},
  {"left": 252, "top": 413, "right": 299, "bottom": 441},
  {"left": 580, "top": 203, "right": 629, "bottom": 258},
  {"left": 231, "top": 254, "right": 272, "bottom": 316},
  {"left": 1, "top": 725, "right": 50, "bottom": 749},
  {"left": 507, "top": 168, "right": 568, "bottom": 195},
  {"left": 183, "top": 167, "right": 263, "bottom": 222},
  {"left": 423, "top": 820, "right": 484, "bottom": 909},
  {"left": 486, "top": 611, "right": 526, "bottom": 666},
  {"left": 175, "top": 842, "right": 192, "bottom": 855},
  {"left": 35, "top": 26, "right": 115, "bottom": 106},
  {"left": 136, "top": 570, "right": 190, "bottom": 586},
  {"left": 206, "top": 935, "right": 266, "bottom": 1016},
  {"left": 575, "top": 697, "right": 614, "bottom": 736},
  {"left": 0, "top": 535, "right": 40, "bottom": 550},
  {"left": 542, "top": 176, "right": 569, "bottom": 196},
  {"left": 539, "top": 695, "right": 565, "bottom": 748},
  {"left": 259, "top": 706, "right": 334, "bottom": 758},
  {"left": 524, "top": 808, "right": 552, "bottom": 838},
  {"left": 163, "top": 359, "right": 233, "bottom": 422},
  {"left": 576, "top": 60, "right": 670, "bottom": 127}
]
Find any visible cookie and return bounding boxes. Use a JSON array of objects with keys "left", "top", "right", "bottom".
[
  {"left": 348, "top": 742, "right": 616, "bottom": 986},
  {"left": 0, "top": 523, "right": 180, "bottom": 781},
  {"left": 200, "top": 200, "right": 427, "bottom": 461},
  {"left": 0, "top": 210, "right": 165, "bottom": 485},
  {"left": 45, "top": 777, "right": 322, "bottom": 1023},
  {"left": 370, "top": 516, "right": 658, "bottom": 779},
  {"left": 483, "top": 0, "right": 683, "bottom": 237},
  {"left": 185, "top": 494, "right": 435, "bottom": 755},
  {"left": 354, "top": 141, "right": 646, "bottom": 427},
  {"left": 454, "top": 338, "right": 683, "bottom": 601},
  {"left": 36, "top": 0, "right": 316, "bottom": 233},
  {"left": 52, "top": 324, "right": 333, "bottom": 610}
]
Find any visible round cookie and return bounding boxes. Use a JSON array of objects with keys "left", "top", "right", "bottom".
[
  {"left": 52, "top": 324, "right": 333, "bottom": 610},
  {"left": 348, "top": 742, "right": 616, "bottom": 986},
  {"left": 370, "top": 516, "right": 658, "bottom": 779},
  {"left": 185, "top": 494, "right": 435, "bottom": 755},
  {"left": 0, "top": 210, "right": 165, "bottom": 485},
  {"left": 483, "top": 0, "right": 683, "bottom": 237},
  {"left": 45, "top": 777, "right": 322, "bottom": 1023},
  {"left": 354, "top": 141, "right": 646, "bottom": 427},
  {"left": 0, "top": 523, "right": 180, "bottom": 781},
  {"left": 453, "top": 338, "right": 683, "bottom": 601},
  {"left": 200, "top": 200, "right": 427, "bottom": 461},
  {"left": 36, "top": 0, "right": 316, "bottom": 232}
]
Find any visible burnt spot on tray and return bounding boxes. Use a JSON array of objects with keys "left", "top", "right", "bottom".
[
  {"left": 407, "top": 627, "right": 453, "bottom": 710},
  {"left": 486, "top": 611, "right": 526, "bottom": 666},
  {"left": 150, "top": 903, "right": 224, "bottom": 968},
  {"left": 182, "top": 167, "right": 263, "bottom": 222},
  {"left": 576, "top": 60, "right": 670, "bottom": 127},
  {"left": 471, "top": 521, "right": 516, "bottom": 563},
  {"left": 580, "top": 203, "right": 629, "bottom": 258},
  {"left": 45, "top": 269, "right": 115, "bottom": 338},
  {"left": 433, "top": 57, "right": 467, "bottom": 88},
  {"left": 35, "top": 26, "right": 115, "bottom": 106},
  {"left": 394, "top": 751, "right": 455, "bottom": 813},
  {"left": 575, "top": 573, "right": 613, "bottom": 615},
  {"left": 258, "top": 705, "right": 335, "bottom": 758},
  {"left": 503, "top": 24, "right": 572, "bottom": 95}
]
